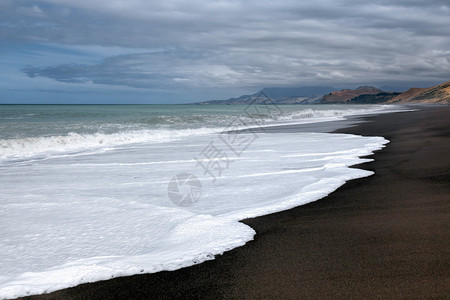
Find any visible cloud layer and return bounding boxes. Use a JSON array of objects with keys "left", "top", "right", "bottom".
[{"left": 1, "top": 0, "right": 450, "bottom": 101}]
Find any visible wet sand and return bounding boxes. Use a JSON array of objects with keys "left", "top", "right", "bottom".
[{"left": 23, "top": 106, "right": 450, "bottom": 299}]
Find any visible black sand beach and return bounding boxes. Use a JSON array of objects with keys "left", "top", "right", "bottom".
[{"left": 23, "top": 106, "right": 450, "bottom": 300}]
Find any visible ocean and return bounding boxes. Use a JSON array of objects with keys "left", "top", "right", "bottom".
[{"left": 0, "top": 104, "right": 403, "bottom": 298}]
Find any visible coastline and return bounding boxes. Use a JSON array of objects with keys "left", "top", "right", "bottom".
[{"left": 22, "top": 105, "right": 449, "bottom": 299}]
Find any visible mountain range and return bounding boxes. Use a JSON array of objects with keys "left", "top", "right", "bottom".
[
  {"left": 388, "top": 81, "right": 450, "bottom": 104},
  {"left": 197, "top": 86, "right": 335, "bottom": 105},
  {"left": 194, "top": 81, "right": 450, "bottom": 105}
]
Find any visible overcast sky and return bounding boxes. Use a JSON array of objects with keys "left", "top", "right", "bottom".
[{"left": 1, "top": 0, "right": 449, "bottom": 103}]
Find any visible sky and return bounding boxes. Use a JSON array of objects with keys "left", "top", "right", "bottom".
[{"left": 1, "top": 0, "right": 449, "bottom": 104}]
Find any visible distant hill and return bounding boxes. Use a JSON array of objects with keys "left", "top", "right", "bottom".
[
  {"left": 319, "top": 81, "right": 450, "bottom": 104},
  {"left": 193, "top": 81, "right": 450, "bottom": 105},
  {"left": 196, "top": 86, "right": 335, "bottom": 105},
  {"left": 319, "top": 86, "right": 383, "bottom": 104},
  {"left": 260, "top": 86, "right": 336, "bottom": 98},
  {"left": 348, "top": 92, "right": 401, "bottom": 104},
  {"left": 388, "top": 81, "right": 450, "bottom": 104},
  {"left": 320, "top": 81, "right": 450, "bottom": 104}
]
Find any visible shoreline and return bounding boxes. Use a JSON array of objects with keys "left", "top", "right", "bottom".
[{"left": 22, "top": 105, "right": 450, "bottom": 299}]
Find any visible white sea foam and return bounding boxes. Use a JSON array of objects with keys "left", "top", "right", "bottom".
[
  {"left": 0, "top": 105, "right": 404, "bottom": 162},
  {"left": 0, "top": 128, "right": 219, "bottom": 161},
  {"left": 0, "top": 129, "right": 389, "bottom": 299}
]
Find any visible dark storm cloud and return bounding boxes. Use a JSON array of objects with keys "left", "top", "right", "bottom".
[{"left": 3, "top": 0, "right": 450, "bottom": 90}]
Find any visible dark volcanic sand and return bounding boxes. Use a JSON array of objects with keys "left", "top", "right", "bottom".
[{"left": 23, "top": 106, "right": 450, "bottom": 300}]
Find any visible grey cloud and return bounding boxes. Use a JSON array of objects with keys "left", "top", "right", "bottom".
[
  {"left": 7, "top": 88, "right": 102, "bottom": 95},
  {"left": 22, "top": 46, "right": 450, "bottom": 90},
  {"left": 4, "top": 1, "right": 449, "bottom": 46},
  {"left": 6, "top": 0, "right": 450, "bottom": 91},
  {"left": 23, "top": 50, "right": 261, "bottom": 88}
]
